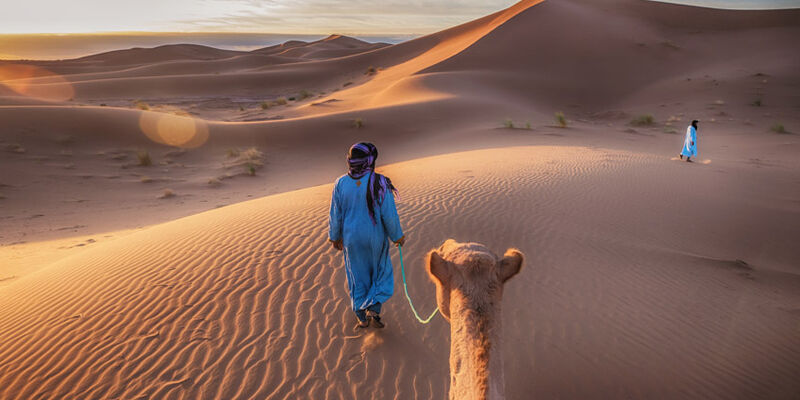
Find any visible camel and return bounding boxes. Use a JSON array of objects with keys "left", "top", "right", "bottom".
[{"left": 426, "top": 239, "right": 524, "bottom": 400}]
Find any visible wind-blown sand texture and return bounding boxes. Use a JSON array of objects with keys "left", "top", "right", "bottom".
[{"left": 1, "top": 0, "right": 799, "bottom": 398}]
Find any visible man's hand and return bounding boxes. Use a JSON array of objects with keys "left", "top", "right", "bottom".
[
  {"left": 394, "top": 235, "right": 406, "bottom": 248},
  {"left": 330, "top": 239, "right": 343, "bottom": 251},
  {"left": 691, "top": 141, "right": 694, "bottom": 146}
]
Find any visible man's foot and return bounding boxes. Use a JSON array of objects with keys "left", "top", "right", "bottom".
[
  {"left": 680, "top": 154, "right": 683, "bottom": 160},
  {"left": 355, "top": 318, "right": 370, "bottom": 329},
  {"left": 686, "top": 157, "right": 693, "bottom": 163},
  {"left": 366, "top": 310, "right": 384, "bottom": 329}
]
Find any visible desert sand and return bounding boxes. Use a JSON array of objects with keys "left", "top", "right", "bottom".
[{"left": 1, "top": 0, "right": 799, "bottom": 398}]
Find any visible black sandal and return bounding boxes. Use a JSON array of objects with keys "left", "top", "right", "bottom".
[
  {"left": 355, "top": 318, "right": 370, "bottom": 329},
  {"left": 366, "top": 310, "right": 385, "bottom": 329}
]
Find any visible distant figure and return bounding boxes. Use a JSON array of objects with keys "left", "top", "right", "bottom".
[
  {"left": 328, "top": 142, "right": 405, "bottom": 330},
  {"left": 680, "top": 120, "right": 699, "bottom": 162}
]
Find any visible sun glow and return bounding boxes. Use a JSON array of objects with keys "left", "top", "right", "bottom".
[
  {"left": 0, "top": 64, "right": 74, "bottom": 102},
  {"left": 138, "top": 111, "right": 210, "bottom": 148}
]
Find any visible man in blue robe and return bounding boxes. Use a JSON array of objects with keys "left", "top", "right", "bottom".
[
  {"left": 329, "top": 142, "right": 405, "bottom": 329},
  {"left": 680, "top": 120, "right": 699, "bottom": 162}
]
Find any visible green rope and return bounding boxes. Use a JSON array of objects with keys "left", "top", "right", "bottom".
[{"left": 398, "top": 245, "right": 439, "bottom": 324}]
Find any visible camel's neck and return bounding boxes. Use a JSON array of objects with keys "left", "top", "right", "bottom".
[{"left": 448, "top": 300, "right": 505, "bottom": 400}]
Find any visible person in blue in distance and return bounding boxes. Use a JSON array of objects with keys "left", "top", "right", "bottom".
[
  {"left": 329, "top": 142, "right": 405, "bottom": 330},
  {"left": 680, "top": 120, "right": 699, "bottom": 162}
]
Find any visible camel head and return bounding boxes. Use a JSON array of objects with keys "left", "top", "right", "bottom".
[{"left": 425, "top": 239, "right": 523, "bottom": 322}]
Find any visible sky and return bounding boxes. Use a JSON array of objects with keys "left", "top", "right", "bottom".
[
  {"left": 0, "top": 0, "right": 797, "bottom": 60},
  {"left": 1, "top": 0, "right": 798, "bottom": 35}
]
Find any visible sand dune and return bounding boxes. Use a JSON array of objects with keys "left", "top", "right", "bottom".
[
  {"left": 1, "top": 0, "right": 799, "bottom": 398},
  {"left": 3, "top": 0, "right": 797, "bottom": 109},
  {"left": 1, "top": 147, "right": 798, "bottom": 399}
]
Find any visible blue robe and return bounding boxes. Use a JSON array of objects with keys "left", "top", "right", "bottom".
[
  {"left": 681, "top": 126, "right": 698, "bottom": 157},
  {"left": 328, "top": 172, "right": 404, "bottom": 312}
]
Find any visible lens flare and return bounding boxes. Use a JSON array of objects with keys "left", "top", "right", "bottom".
[
  {"left": 138, "top": 111, "right": 209, "bottom": 148},
  {"left": 0, "top": 64, "right": 74, "bottom": 102}
]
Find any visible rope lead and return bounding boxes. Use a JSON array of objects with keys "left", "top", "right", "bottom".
[{"left": 398, "top": 245, "right": 439, "bottom": 324}]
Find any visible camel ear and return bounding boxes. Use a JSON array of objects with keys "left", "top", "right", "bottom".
[
  {"left": 498, "top": 248, "right": 523, "bottom": 283},
  {"left": 426, "top": 250, "right": 452, "bottom": 321},
  {"left": 426, "top": 250, "right": 451, "bottom": 287}
]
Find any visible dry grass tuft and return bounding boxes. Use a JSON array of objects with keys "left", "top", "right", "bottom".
[
  {"left": 5, "top": 143, "right": 25, "bottom": 154},
  {"left": 224, "top": 147, "right": 264, "bottom": 175},
  {"left": 555, "top": 112, "right": 567, "bottom": 128},
  {"left": 158, "top": 189, "right": 175, "bottom": 199},
  {"left": 137, "top": 150, "right": 152, "bottom": 166},
  {"left": 353, "top": 118, "right": 364, "bottom": 129},
  {"left": 661, "top": 40, "right": 680, "bottom": 50},
  {"left": 53, "top": 134, "right": 75, "bottom": 145},
  {"left": 630, "top": 114, "right": 655, "bottom": 126},
  {"left": 771, "top": 123, "right": 787, "bottom": 134}
]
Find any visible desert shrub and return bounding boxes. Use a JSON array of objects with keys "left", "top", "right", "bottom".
[
  {"left": 288, "top": 97, "right": 296, "bottom": 101},
  {"left": 240, "top": 147, "right": 263, "bottom": 161},
  {"left": 140, "top": 176, "right": 153, "bottom": 183},
  {"left": 224, "top": 147, "right": 264, "bottom": 173},
  {"left": 54, "top": 134, "right": 75, "bottom": 145},
  {"left": 555, "top": 112, "right": 567, "bottom": 128},
  {"left": 5, "top": 143, "right": 25, "bottom": 153},
  {"left": 771, "top": 123, "right": 787, "bottom": 134},
  {"left": 365, "top": 66, "right": 377, "bottom": 75},
  {"left": 502, "top": 119, "right": 514, "bottom": 129},
  {"left": 208, "top": 177, "right": 222, "bottom": 187},
  {"left": 525, "top": 121, "right": 532, "bottom": 130},
  {"left": 751, "top": 99, "right": 762, "bottom": 107},
  {"left": 343, "top": 81, "right": 353, "bottom": 87},
  {"left": 299, "top": 90, "right": 312, "bottom": 100},
  {"left": 159, "top": 189, "right": 175, "bottom": 199},
  {"left": 661, "top": 41, "right": 680, "bottom": 50},
  {"left": 260, "top": 102, "right": 270, "bottom": 110},
  {"left": 100, "top": 103, "right": 107, "bottom": 107},
  {"left": 276, "top": 97, "right": 288, "bottom": 105},
  {"left": 137, "top": 150, "right": 152, "bottom": 166},
  {"left": 135, "top": 101, "right": 150, "bottom": 110},
  {"left": 630, "top": 114, "right": 654, "bottom": 126},
  {"left": 353, "top": 118, "right": 364, "bottom": 129}
]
